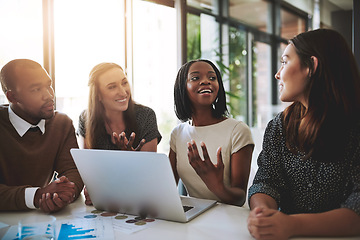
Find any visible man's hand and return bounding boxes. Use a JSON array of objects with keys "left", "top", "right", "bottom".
[
  {"left": 34, "top": 176, "right": 76, "bottom": 213},
  {"left": 38, "top": 192, "right": 67, "bottom": 213}
]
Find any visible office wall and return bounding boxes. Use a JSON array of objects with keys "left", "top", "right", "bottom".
[{"left": 331, "top": 10, "right": 352, "bottom": 50}]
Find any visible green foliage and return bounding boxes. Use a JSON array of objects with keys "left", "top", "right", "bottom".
[
  {"left": 187, "top": 14, "right": 201, "bottom": 61},
  {"left": 214, "top": 27, "right": 247, "bottom": 120},
  {"left": 186, "top": 20, "right": 258, "bottom": 124}
]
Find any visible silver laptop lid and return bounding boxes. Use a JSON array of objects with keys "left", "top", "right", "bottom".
[{"left": 71, "top": 149, "right": 188, "bottom": 222}]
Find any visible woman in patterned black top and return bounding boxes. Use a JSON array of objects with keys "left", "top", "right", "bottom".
[
  {"left": 78, "top": 62, "right": 162, "bottom": 205},
  {"left": 78, "top": 62, "right": 161, "bottom": 151},
  {"left": 247, "top": 29, "right": 360, "bottom": 239}
]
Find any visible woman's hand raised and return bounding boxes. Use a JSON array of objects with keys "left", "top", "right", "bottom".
[
  {"left": 187, "top": 140, "right": 224, "bottom": 191},
  {"left": 111, "top": 132, "right": 145, "bottom": 151}
]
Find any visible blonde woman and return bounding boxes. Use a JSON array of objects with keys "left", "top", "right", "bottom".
[{"left": 78, "top": 62, "right": 162, "bottom": 204}]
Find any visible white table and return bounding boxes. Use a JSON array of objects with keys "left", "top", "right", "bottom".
[{"left": 0, "top": 195, "right": 358, "bottom": 240}]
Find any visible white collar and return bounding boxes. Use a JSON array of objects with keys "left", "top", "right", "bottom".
[{"left": 8, "top": 106, "right": 46, "bottom": 137}]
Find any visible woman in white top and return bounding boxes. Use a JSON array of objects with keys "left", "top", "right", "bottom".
[{"left": 169, "top": 59, "right": 254, "bottom": 206}]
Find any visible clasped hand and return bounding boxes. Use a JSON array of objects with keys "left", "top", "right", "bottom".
[
  {"left": 111, "top": 132, "right": 145, "bottom": 151},
  {"left": 247, "top": 207, "right": 294, "bottom": 240},
  {"left": 34, "top": 176, "right": 76, "bottom": 213},
  {"left": 187, "top": 140, "right": 224, "bottom": 190}
]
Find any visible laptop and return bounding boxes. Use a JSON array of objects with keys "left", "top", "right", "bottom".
[{"left": 70, "top": 149, "right": 217, "bottom": 222}]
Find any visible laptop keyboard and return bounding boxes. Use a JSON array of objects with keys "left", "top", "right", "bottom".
[{"left": 183, "top": 205, "right": 194, "bottom": 212}]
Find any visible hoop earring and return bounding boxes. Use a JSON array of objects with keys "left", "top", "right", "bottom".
[
  {"left": 308, "top": 71, "right": 312, "bottom": 79},
  {"left": 212, "top": 98, "right": 218, "bottom": 110}
]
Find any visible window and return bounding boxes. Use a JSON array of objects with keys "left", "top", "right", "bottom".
[
  {"left": 187, "top": 13, "right": 201, "bottom": 61},
  {"left": 187, "top": 12, "right": 219, "bottom": 62},
  {"left": 280, "top": 8, "right": 306, "bottom": 39},
  {"left": 227, "top": 27, "right": 247, "bottom": 122},
  {"left": 199, "top": 14, "right": 219, "bottom": 62},
  {"left": 133, "top": 0, "right": 178, "bottom": 154},
  {"left": 187, "top": 0, "right": 219, "bottom": 14},
  {"left": 185, "top": 0, "right": 310, "bottom": 132},
  {"left": 54, "top": 0, "right": 125, "bottom": 128},
  {"left": 229, "top": 0, "right": 272, "bottom": 33},
  {"left": 0, "top": 0, "right": 43, "bottom": 104},
  {"left": 252, "top": 41, "right": 271, "bottom": 128}
]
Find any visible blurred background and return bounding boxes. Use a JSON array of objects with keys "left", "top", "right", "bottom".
[{"left": 0, "top": 0, "right": 357, "bottom": 154}]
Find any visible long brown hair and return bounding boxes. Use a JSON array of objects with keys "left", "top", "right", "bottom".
[
  {"left": 85, "top": 63, "right": 138, "bottom": 149},
  {"left": 283, "top": 29, "right": 360, "bottom": 161}
]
